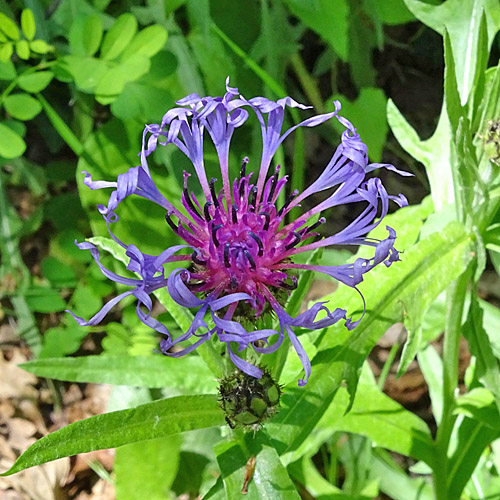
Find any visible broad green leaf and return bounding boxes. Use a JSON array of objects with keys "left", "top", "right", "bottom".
[
  {"left": 0, "top": 122, "right": 26, "bottom": 158},
  {"left": 296, "top": 367, "right": 434, "bottom": 465},
  {"left": 388, "top": 98, "right": 454, "bottom": 211},
  {"left": 454, "top": 388, "right": 500, "bottom": 429},
  {"left": 0, "top": 395, "right": 224, "bottom": 476},
  {"left": 120, "top": 24, "right": 167, "bottom": 60},
  {"left": 61, "top": 55, "right": 108, "bottom": 92},
  {"left": 282, "top": 0, "right": 349, "bottom": 60},
  {"left": 100, "top": 13, "right": 137, "bottom": 61},
  {"left": 41, "top": 256, "right": 77, "bottom": 288},
  {"left": 95, "top": 55, "right": 150, "bottom": 102},
  {"left": 39, "top": 324, "right": 87, "bottom": 359},
  {"left": 0, "top": 12, "right": 19, "bottom": 40},
  {"left": 215, "top": 435, "right": 301, "bottom": 499},
  {"left": 115, "top": 435, "right": 181, "bottom": 500},
  {"left": 0, "top": 60, "right": 15, "bottom": 80},
  {"left": 20, "top": 9, "right": 35, "bottom": 41},
  {"left": 20, "top": 355, "right": 218, "bottom": 393},
  {"left": 17, "top": 71, "right": 53, "bottom": 92},
  {"left": 267, "top": 220, "right": 473, "bottom": 460},
  {"left": 24, "top": 285, "right": 66, "bottom": 313},
  {"left": 4, "top": 93, "right": 42, "bottom": 120},
  {"left": 82, "top": 14, "right": 103, "bottom": 56},
  {"left": 29, "top": 39, "right": 51, "bottom": 54},
  {"left": 404, "top": 0, "right": 500, "bottom": 104},
  {"left": 0, "top": 43, "right": 13, "bottom": 62},
  {"left": 15, "top": 40, "right": 29, "bottom": 60},
  {"left": 371, "top": 0, "right": 415, "bottom": 25}
]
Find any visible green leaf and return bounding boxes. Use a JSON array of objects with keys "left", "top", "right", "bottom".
[
  {"left": 307, "top": 367, "right": 434, "bottom": 465},
  {"left": 39, "top": 324, "right": 87, "bottom": 359},
  {"left": 0, "top": 395, "right": 224, "bottom": 476},
  {"left": 100, "top": 13, "right": 137, "bottom": 61},
  {"left": 387, "top": 98, "right": 454, "bottom": 211},
  {"left": 120, "top": 24, "right": 167, "bottom": 60},
  {"left": 20, "top": 9, "right": 36, "bottom": 41},
  {"left": 371, "top": 449, "right": 434, "bottom": 500},
  {"left": 267, "top": 219, "right": 473, "bottom": 461},
  {"left": 0, "top": 60, "right": 15, "bottom": 80},
  {"left": 41, "top": 256, "right": 77, "bottom": 288},
  {"left": 17, "top": 71, "right": 53, "bottom": 92},
  {"left": 24, "top": 285, "right": 66, "bottom": 313},
  {"left": 15, "top": 39, "right": 30, "bottom": 60},
  {"left": 215, "top": 435, "right": 301, "bottom": 499},
  {"left": 82, "top": 14, "right": 103, "bottom": 56},
  {"left": 454, "top": 388, "right": 500, "bottom": 429},
  {"left": 4, "top": 93, "right": 42, "bottom": 121},
  {"left": 404, "top": 0, "right": 500, "bottom": 105},
  {"left": 0, "top": 122, "right": 26, "bottom": 158},
  {"left": 29, "top": 39, "right": 51, "bottom": 54},
  {"left": 0, "top": 43, "right": 13, "bottom": 62},
  {"left": 95, "top": 55, "right": 150, "bottom": 102},
  {"left": 447, "top": 417, "right": 499, "bottom": 499},
  {"left": 21, "top": 355, "right": 218, "bottom": 393},
  {"left": 115, "top": 435, "right": 181, "bottom": 500},
  {"left": 463, "top": 295, "right": 500, "bottom": 414},
  {"left": 282, "top": 0, "right": 349, "bottom": 60},
  {"left": 371, "top": 0, "right": 415, "bottom": 25},
  {"left": 61, "top": 55, "right": 108, "bottom": 92},
  {"left": 0, "top": 12, "right": 19, "bottom": 40}
]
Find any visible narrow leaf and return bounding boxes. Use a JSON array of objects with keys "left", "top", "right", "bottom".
[{"left": 0, "top": 395, "right": 224, "bottom": 476}]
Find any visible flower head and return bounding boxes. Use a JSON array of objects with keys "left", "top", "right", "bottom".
[{"left": 69, "top": 78, "right": 410, "bottom": 386}]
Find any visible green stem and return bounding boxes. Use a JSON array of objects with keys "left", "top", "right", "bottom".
[
  {"left": 36, "top": 93, "right": 83, "bottom": 155},
  {"left": 432, "top": 267, "right": 472, "bottom": 500},
  {"left": 377, "top": 341, "right": 400, "bottom": 390},
  {"left": 290, "top": 53, "right": 325, "bottom": 114}
]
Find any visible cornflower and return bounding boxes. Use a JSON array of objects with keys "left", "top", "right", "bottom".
[{"left": 69, "top": 79, "right": 409, "bottom": 386}]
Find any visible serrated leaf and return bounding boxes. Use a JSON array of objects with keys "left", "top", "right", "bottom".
[
  {"left": 0, "top": 12, "right": 19, "bottom": 40},
  {"left": 0, "top": 395, "right": 224, "bottom": 476},
  {"left": 120, "top": 24, "right": 167, "bottom": 61},
  {"left": 0, "top": 122, "right": 26, "bottom": 158},
  {"left": 17, "top": 71, "right": 53, "bottom": 92},
  {"left": 15, "top": 39, "right": 30, "bottom": 60},
  {"left": 100, "top": 13, "right": 137, "bottom": 61},
  {"left": 20, "top": 9, "right": 35, "bottom": 41},
  {"left": 20, "top": 355, "right": 218, "bottom": 393}
]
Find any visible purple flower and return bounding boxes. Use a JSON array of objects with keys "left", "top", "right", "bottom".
[{"left": 69, "top": 78, "right": 410, "bottom": 386}]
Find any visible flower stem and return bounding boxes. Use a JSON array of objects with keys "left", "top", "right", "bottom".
[{"left": 432, "top": 266, "right": 472, "bottom": 499}]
